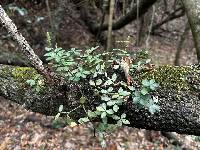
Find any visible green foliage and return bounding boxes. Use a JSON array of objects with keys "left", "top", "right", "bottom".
[
  {"left": 40, "top": 43, "right": 160, "bottom": 147},
  {"left": 26, "top": 74, "right": 44, "bottom": 92},
  {"left": 195, "top": 136, "right": 200, "bottom": 142},
  {"left": 54, "top": 104, "right": 78, "bottom": 127},
  {"left": 133, "top": 79, "right": 160, "bottom": 114},
  {"left": 8, "top": 6, "right": 28, "bottom": 16},
  {"left": 44, "top": 46, "right": 103, "bottom": 81}
]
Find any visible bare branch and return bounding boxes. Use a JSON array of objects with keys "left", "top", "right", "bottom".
[
  {"left": 152, "top": 6, "right": 185, "bottom": 32},
  {"left": 99, "top": 0, "right": 158, "bottom": 31},
  {"left": 79, "top": 0, "right": 157, "bottom": 35}
]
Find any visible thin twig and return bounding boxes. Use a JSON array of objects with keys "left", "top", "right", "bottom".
[
  {"left": 136, "top": 0, "right": 140, "bottom": 46},
  {"left": 106, "top": 0, "right": 115, "bottom": 51},
  {"left": 45, "top": 0, "right": 56, "bottom": 47}
]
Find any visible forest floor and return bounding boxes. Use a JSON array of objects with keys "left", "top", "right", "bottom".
[{"left": 0, "top": 96, "right": 199, "bottom": 150}]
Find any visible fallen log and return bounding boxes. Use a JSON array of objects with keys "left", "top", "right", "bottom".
[{"left": 0, "top": 64, "right": 199, "bottom": 135}]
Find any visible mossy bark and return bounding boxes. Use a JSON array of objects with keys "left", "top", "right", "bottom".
[{"left": 0, "top": 64, "right": 200, "bottom": 135}]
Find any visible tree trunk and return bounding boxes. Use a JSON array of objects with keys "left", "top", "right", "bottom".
[
  {"left": 0, "top": 64, "right": 200, "bottom": 135},
  {"left": 174, "top": 22, "right": 190, "bottom": 66},
  {"left": 182, "top": 0, "right": 200, "bottom": 62}
]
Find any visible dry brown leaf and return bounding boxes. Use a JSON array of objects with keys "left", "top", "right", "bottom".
[{"left": 0, "top": 137, "right": 11, "bottom": 150}]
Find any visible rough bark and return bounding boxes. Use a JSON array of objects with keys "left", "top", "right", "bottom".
[
  {"left": 182, "top": 0, "right": 200, "bottom": 62},
  {"left": 0, "top": 64, "right": 200, "bottom": 135}
]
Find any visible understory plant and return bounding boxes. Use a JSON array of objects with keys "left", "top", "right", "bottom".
[{"left": 27, "top": 34, "right": 160, "bottom": 147}]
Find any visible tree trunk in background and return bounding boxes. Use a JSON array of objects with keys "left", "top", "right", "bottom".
[
  {"left": 106, "top": 0, "right": 115, "bottom": 51},
  {"left": 182, "top": 0, "right": 200, "bottom": 62},
  {"left": 174, "top": 23, "right": 190, "bottom": 66}
]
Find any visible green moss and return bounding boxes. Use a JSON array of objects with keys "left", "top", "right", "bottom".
[
  {"left": 141, "top": 65, "right": 195, "bottom": 91},
  {"left": 0, "top": 65, "right": 40, "bottom": 83},
  {"left": 12, "top": 67, "right": 38, "bottom": 83},
  {"left": 0, "top": 66, "right": 11, "bottom": 78},
  {"left": 0, "top": 66, "right": 50, "bottom": 92},
  {"left": 0, "top": 65, "right": 41, "bottom": 88},
  {"left": 0, "top": 66, "right": 44, "bottom": 94}
]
